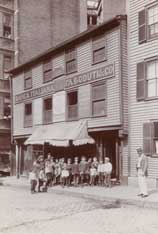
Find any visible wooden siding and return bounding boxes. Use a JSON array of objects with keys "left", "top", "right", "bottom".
[
  {"left": 78, "top": 84, "right": 91, "bottom": 119},
  {"left": 129, "top": 0, "right": 158, "bottom": 178},
  {"left": 53, "top": 91, "right": 66, "bottom": 122},
  {"left": 12, "top": 26, "right": 127, "bottom": 138},
  {"left": 33, "top": 98, "right": 43, "bottom": 126}
]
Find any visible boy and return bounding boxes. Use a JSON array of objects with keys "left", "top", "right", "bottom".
[
  {"left": 104, "top": 157, "right": 112, "bottom": 187},
  {"left": 29, "top": 169, "right": 37, "bottom": 194}
]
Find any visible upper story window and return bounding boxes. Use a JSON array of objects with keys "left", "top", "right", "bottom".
[
  {"left": 138, "top": 4, "right": 158, "bottom": 44},
  {"left": 65, "top": 48, "right": 77, "bottom": 74},
  {"left": 3, "top": 13, "right": 12, "bottom": 38},
  {"left": 24, "top": 103, "right": 32, "bottom": 127},
  {"left": 92, "top": 35, "right": 106, "bottom": 64},
  {"left": 43, "top": 97, "right": 52, "bottom": 124},
  {"left": 24, "top": 70, "right": 32, "bottom": 90},
  {"left": 91, "top": 82, "right": 106, "bottom": 116},
  {"left": 136, "top": 58, "right": 158, "bottom": 100},
  {"left": 67, "top": 91, "right": 78, "bottom": 119},
  {"left": 3, "top": 55, "right": 12, "bottom": 79},
  {"left": 43, "top": 59, "right": 52, "bottom": 83}
]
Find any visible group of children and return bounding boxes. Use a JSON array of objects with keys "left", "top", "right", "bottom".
[{"left": 29, "top": 153, "right": 113, "bottom": 194}]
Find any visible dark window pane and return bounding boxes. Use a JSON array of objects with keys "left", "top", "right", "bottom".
[
  {"left": 67, "top": 91, "right": 78, "bottom": 105},
  {"left": 25, "top": 103, "right": 32, "bottom": 115},
  {"left": 24, "top": 78, "right": 32, "bottom": 89},
  {"left": 92, "top": 84, "right": 106, "bottom": 100},
  {"left": 44, "top": 70, "right": 52, "bottom": 82},
  {"left": 44, "top": 98, "right": 52, "bottom": 111}
]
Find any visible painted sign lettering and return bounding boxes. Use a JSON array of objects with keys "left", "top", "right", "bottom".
[{"left": 65, "top": 63, "right": 114, "bottom": 88}]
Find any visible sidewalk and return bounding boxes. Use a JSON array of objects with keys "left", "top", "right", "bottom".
[{"left": 1, "top": 176, "right": 158, "bottom": 209}]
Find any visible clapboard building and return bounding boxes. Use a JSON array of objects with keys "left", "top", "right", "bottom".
[
  {"left": 10, "top": 15, "right": 128, "bottom": 183},
  {"left": 128, "top": 0, "right": 158, "bottom": 187}
]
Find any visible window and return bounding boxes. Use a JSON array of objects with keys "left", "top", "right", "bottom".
[
  {"left": 143, "top": 122, "right": 158, "bottom": 156},
  {"left": 3, "top": 14, "right": 12, "bottom": 38},
  {"left": 138, "top": 4, "right": 158, "bottom": 43},
  {"left": 24, "top": 70, "right": 32, "bottom": 89},
  {"left": 92, "top": 36, "right": 106, "bottom": 64},
  {"left": 43, "top": 97, "right": 52, "bottom": 124},
  {"left": 43, "top": 59, "right": 52, "bottom": 83},
  {"left": 67, "top": 91, "right": 78, "bottom": 119},
  {"left": 136, "top": 59, "right": 158, "bottom": 100},
  {"left": 24, "top": 103, "right": 32, "bottom": 127},
  {"left": 92, "top": 83, "right": 106, "bottom": 116},
  {"left": 0, "top": 95, "right": 10, "bottom": 119},
  {"left": 148, "top": 5, "right": 158, "bottom": 39},
  {"left": 3, "top": 55, "right": 12, "bottom": 79},
  {"left": 65, "top": 48, "right": 77, "bottom": 74}
]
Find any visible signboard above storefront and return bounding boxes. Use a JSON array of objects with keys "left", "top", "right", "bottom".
[
  {"left": 65, "top": 63, "right": 115, "bottom": 89},
  {"left": 15, "top": 83, "right": 55, "bottom": 104}
]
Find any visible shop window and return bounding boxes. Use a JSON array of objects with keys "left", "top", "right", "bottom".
[
  {"left": 24, "top": 70, "right": 32, "bottom": 90},
  {"left": 92, "top": 35, "right": 106, "bottom": 64},
  {"left": 3, "top": 14, "right": 12, "bottom": 38},
  {"left": 43, "top": 59, "right": 52, "bottom": 83},
  {"left": 143, "top": 122, "right": 158, "bottom": 156},
  {"left": 43, "top": 97, "right": 52, "bottom": 124},
  {"left": 24, "top": 103, "right": 32, "bottom": 127},
  {"left": 67, "top": 91, "right": 78, "bottom": 119},
  {"left": 65, "top": 48, "right": 77, "bottom": 74},
  {"left": 136, "top": 59, "right": 158, "bottom": 100},
  {"left": 92, "top": 83, "right": 106, "bottom": 116},
  {"left": 138, "top": 4, "right": 158, "bottom": 44},
  {"left": 3, "top": 55, "right": 12, "bottom": 79}
]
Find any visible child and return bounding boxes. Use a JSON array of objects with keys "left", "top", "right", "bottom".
[
  {"left": 66, "top": 158, "right": 72, "bottom": 186},
  {"left": 38, "top": 168, "right": 47, "bottom": 192},
  {"left": 79, "top": 156, "right": 87, "bottom": 186},
  {"left": 61, "top": 163, "right": 69, "bottom": 187},
  {"left": 29, "top": 169, "right": 37, "bottom": 194},
  {"left": 104, "top": 157, "right": 112, "bottom": 187},
  {"left": 54, "top": 159, "right": 61, "bottom": 185},
  {"left": 97, "top": 160, "right": 104, "bottom": 186},
  {"left": 72, "top": 157, "right": 80, "bottom": 187},
  {"left": 90, "top": 164, "right": 97, "bottom": 186}
]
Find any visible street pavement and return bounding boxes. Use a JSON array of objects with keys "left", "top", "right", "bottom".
[{"left": 0, "top": 184, "right": 158, "bottom": 234}]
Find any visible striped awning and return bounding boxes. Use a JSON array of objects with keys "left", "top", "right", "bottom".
[{"left": 24, "top": 120, "right": 95, "bottom": 147}]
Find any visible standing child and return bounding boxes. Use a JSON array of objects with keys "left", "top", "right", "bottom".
[
  {"left": 72, "top": 157, "right": 80, "bottom": 187},
  {"left": 97, "top": 160, "right": 104, "bottom": 186},
  {"left": 90, "top": 164, "right": 97, "bottom": 186},
  {"left": 29, "top": 169, "right": 37, "bottom": 194},
  {"left": 61, "top": 163, "right": 69, "bottom": 187},
  {"left": 104, "top": 157, "right": 112, "bottom": 187},
  {"left": 38, "top": 168, "right": 47, "bottom": 192}
]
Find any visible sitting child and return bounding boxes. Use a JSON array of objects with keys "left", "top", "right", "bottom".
[
  {"left": 38, "top": 168, "right": 47, "bottom": 192},
  {"left": 40, "top": 181, "right": 48, "bottom": 192}
]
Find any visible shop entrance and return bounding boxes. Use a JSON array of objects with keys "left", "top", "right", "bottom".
[{"left": 90, "top": 130, "right": 120, "bottom": 180}]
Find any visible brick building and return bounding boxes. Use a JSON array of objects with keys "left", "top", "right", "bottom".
[
  {"left": 128, "top": 0, "right": 158, "bottom": 187},
  {"left": 0, "top": 0, "right": 14, "bottom": 171},
  {"left": 14, "top": 0, "right": 87, "bottom": 65},
  {"left": 10, "top": 15, "right": 128, "bottom": 183}
]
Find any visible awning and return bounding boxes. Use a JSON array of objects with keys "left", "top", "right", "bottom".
[{"left": 24, "top": 120, "right": 95, "bottom": 147}]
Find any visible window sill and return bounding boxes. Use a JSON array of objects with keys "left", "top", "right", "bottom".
[
  {"left": 0, "top": 36, "right": 14, "bottom": 41},
  {"left": 24, "top": 86, "right": 32, "bottom": 91},
  {"left": 66, "top": 70, "right": 77, "bottom": 76},
  {"left": 91, "top": 114, "right": 107, "bottom": 118},
  {"left": 92, "top": 59, "right": 107, "bottom": 66},
  {"left": 144, "top": 96, "right": 158, "bottom": 102}
]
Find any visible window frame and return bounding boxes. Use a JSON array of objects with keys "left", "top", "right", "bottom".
[
  {"left": 92, "top": 35, "right": 106, "bottom": 65},
  {"left": 43, "top": 96, "right": 53, "bottom": 124},
  {"left": 147, "top": 3, "right": 158, "bottom": 40},
  {"left": 24, "top": 69, "right": 32, "bottom": 90},
  {"left": 66, "top": 89, "right": 78, "bottom": 120},
  {"left": 65, "top": 47, "right": 77, "bottom": 75},
  {"left": 43, "top": 59, "right": 53, "bottom": 83},
  {"left": 3, "top": 55, "right": 12, "bottom": 79},
  {"left": 24, "top": 102, "right": 32, "bottom": 128},
  {"left": 3, "top": 13, "right": 12, "bottom": 39},
  {"left": 91, "top": 82, "right": 107, "bottom": 117}
]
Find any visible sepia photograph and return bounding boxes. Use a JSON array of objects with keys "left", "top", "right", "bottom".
[{"left": 0, "top": 0, "right": 158, "bottom": 233}]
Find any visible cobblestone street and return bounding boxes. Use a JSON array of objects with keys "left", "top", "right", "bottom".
[{"left": 0, "top": 185, "right": 158, "bottom": 234}]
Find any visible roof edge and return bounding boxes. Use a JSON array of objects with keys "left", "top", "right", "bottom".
[{"left": 9, "top": 14, "right": 127, "bottom": 76}]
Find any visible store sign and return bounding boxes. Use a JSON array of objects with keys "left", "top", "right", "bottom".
[
  {"left": 15, "top": 83, "right": 55, "bottom": 104},
  {"left": 65, "top": 63, "right": 114, "bottom": 89}
]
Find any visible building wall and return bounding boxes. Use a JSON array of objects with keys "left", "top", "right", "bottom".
[
  {"left": 14, "top": 0, "right": 86, "bottom": 65},
  {"left": 129, "top": 0, "right": 158, "bottom": 180},
  {"left": 12, "top": 25, "right": 126, "bottom": 138}
]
